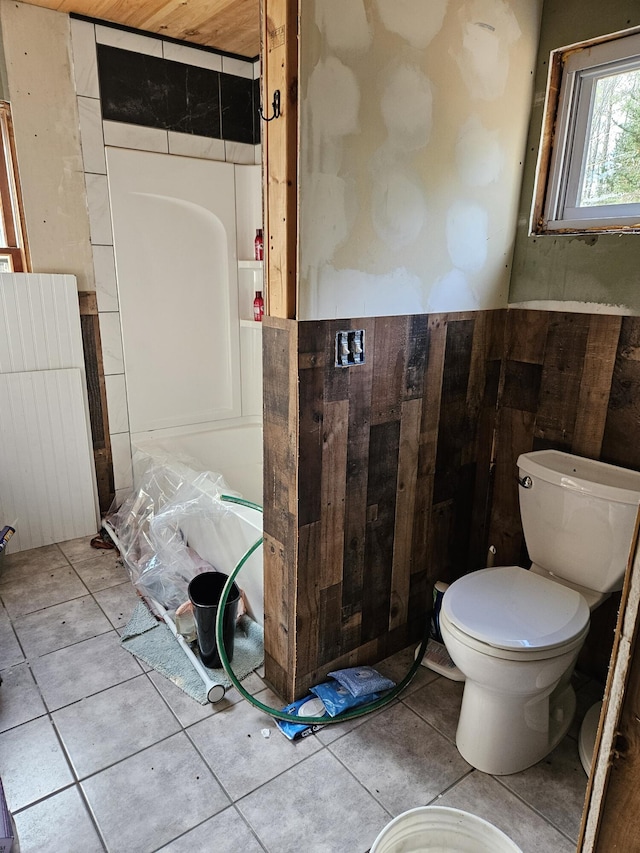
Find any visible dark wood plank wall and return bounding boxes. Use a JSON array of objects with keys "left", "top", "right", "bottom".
[
  {"left": 263, "top": 310, "right": 505, "bottom": 701},
  {"left": 489, "top": 308, "right": 634, "bottom": 681},
  {"left": 78, "top": 291, "right": 114, "bottom": 514},
  {"left": 264, "top": 307, "right": 639, "bottom": 700},
  {"left": 262, "top": 317, "right": 299, "bottom": 699}
]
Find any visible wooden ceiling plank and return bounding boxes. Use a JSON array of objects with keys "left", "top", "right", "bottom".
[
  {"left": 138, "top": 0, "right": 240, "bottom": 29},
  {"left": 19, "top": 0, "right": 260, "bottom": 56},
  {"left": 138, "top": 0, "right": 259, "bottom": 56}
]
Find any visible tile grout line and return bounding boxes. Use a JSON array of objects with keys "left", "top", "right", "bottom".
[
  {"left": 147, "top": 668, "right": 272, "bottom": 853},
  {"left": 0, "top": 540, "right": 590, "bottom": 852},
  {"left": 2, "top": 595, "right": 110, "bottom": 852},
  {"left": 491, "top": 773, "right": 582, "bottom": 847}
]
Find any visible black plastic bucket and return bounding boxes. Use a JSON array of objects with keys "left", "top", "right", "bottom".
[{"left": 188, "top": 571, "right": 240, "bottom": 668}]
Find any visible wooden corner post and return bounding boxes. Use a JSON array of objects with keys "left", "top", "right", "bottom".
[
  {"left": 260, "top": 0, "right": 300, "bottom": 700},
  {"left": 260, "top": 0, "right": 298, "bottom": 320}
]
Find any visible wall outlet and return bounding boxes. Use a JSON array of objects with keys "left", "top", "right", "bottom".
[{"left": 335, "top": 329, "right": 365, "bottom": 367}]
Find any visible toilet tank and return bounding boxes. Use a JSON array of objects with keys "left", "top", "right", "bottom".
[{"left": 517, "top": 450, "right": 640, "bottom": 594}]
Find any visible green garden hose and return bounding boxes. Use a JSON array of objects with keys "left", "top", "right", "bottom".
[{"left": 214, "top": 494, "right": 430, "bottom": 725}]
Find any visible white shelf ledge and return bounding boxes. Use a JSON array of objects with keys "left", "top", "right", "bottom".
[
  {"left": 240, "top": 319, "right": 264, "bottom": 328},
  {"left": 238, "top": 260, "right": 263, "bottom": 269}
]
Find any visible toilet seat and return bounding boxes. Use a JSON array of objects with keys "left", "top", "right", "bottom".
[{"left": 441, "top": 566, "right": 590, "bottom": 654}]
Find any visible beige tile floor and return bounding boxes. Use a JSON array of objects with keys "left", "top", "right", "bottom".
[{"left": 0, "top": 537, "right": 600, "bottom": 852}]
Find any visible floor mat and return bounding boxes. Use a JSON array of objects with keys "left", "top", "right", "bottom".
[{"left": 120, "top": 600, "right": 264, "bottom": 704}]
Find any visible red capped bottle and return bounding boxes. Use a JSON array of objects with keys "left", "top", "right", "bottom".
[
  {"left": 253, "top": 291, "right": 264, "bottom": 322},
  {"left": 254, "top": 229, "right": 264, "bottom": 261}
]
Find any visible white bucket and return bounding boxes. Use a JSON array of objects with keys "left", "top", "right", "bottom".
[{"left": 370, "top": 806, "right": 522, "bottom": 853}]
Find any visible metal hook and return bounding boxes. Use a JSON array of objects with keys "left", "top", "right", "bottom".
[{"left": 259, "top": 90, "right": 281, "bottom": 122}]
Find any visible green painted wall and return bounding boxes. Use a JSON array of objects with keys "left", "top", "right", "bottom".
[{"left": 509, "top": 0, "right": 640, "bottom": 312}]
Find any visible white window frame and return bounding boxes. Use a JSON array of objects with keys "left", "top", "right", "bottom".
[{"left": 533, "top": 30, "right": 640, "bottom": 235}]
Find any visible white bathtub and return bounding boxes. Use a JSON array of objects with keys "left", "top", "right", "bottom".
[
  {"left": 132, "top": 416, "right": 263, "bottom": 506},
  {"left": 129, "top": 417, "right": 264, "bottom": 623}
]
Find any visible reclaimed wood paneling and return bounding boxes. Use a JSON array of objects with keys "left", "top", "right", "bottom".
[
  {"left": 389, "top": 398, "right": 422, "bottom": 631},
  {"left": 535, "top": 312, "right": 590, "bottom": 446},
  {"left": 262, "top": 317, "right": 298, "bottom": 699},
  {"left": 489, "top": 309, "right": 636, "bottom": 570},
  {"left": 468, "top": 313, "right": 505, "bottom": 566},
  {"left": 320, "top": 400, "right": 349, "bottom": 588},
  {"left": 78, "top": 291, "right": 113, "bottom": 514},
  {"left": 573, "top": 314, "right": 621, "bottom": 458},
  {"left": 490, "top": 308, "right": 640, "bottom": 681},
  {"left": 362, "top": 419, "right": 400, "bottom": 644},
  {"left": 264, "top": 311, "right": 505, "bottom": 700},
  {"left": 265, "top": 305, "right": 640, "bottom": 699},
  {"left": 264, "top": 307, "right": 639, "bottom": 700},
  {"left": 601, "top": 317, "right": 640, "bottom": 471}
]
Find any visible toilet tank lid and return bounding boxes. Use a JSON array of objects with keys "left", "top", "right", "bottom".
[
  {"left": 441, "top": 566, "right": 590, "bottom": 651},
  {"left": 518, "top": 450, "right": 640, "bottom": 506}
]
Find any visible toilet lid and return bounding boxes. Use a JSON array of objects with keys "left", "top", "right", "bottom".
[{"left": 441, "top": 566, "right": 590, "bottom": 651}]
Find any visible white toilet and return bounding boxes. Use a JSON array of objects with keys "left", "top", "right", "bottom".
[{"left": 439, "top": 449, "right": 640, "bottom": 776}]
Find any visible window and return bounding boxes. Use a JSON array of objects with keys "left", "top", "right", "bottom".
[
  {"left": 0, "top": 102, "right": 28, "bottom": 270},
  {"left": 533, "top": 31, "right": 640, "bottom": 234}
]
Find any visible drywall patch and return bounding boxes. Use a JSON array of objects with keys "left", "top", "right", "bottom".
[
  {"left": 455, "top": 114, "right": 503, "bottom": 186},
  {"left": 307, "top": 56, "right": 360, "bottom": 138},
  {"left": 315, "top": 0, "right": 372, "bottom": 52},
  {"left": 371, "top": 166, "right": 428, "bottom": 249},
  {"left": 380, "top": 64, "right": 433, "bottom": 151},
  {"left": 452, "top": 0, "right": 521, "bottom": 100},
  {"left": 427, "top": 268, "right": 479, "bottom": 312},
  {"left": 315, "top": 264, "right": 425, "bottom": 318},
  {"left": 301, "top": 172, "right": 351, "bottom": 272},
  {"left": 375, "top": 0, "right": 448, "bottom": 49},
  {"left": 446, "top": 201, "right": 488, "bottom": 272}
]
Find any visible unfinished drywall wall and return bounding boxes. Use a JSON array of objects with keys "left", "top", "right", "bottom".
[
  {"left": 297, "top": 0, "right": 542, "bottom": 320},
  {"left": 0, "top": 1, "right": 94, "bottom": 290},
  {"left": 509, "top": 0, "right": 640, "bottom": 312}
]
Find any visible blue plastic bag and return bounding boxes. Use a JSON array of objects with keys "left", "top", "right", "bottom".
[
  {"left": 328, "top": 666, "right": 395, "bottom": 698},
  {"left": 274, "top": 694, "right": 328, "bottom": 741},
  {"left": 310, "top": 680, "right": 380, "bottom": 716}
]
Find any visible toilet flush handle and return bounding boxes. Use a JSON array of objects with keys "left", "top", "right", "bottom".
[{"left": 518, "top": 475, "right": 533, "bottom": 489}]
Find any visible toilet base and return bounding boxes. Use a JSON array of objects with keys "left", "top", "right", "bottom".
[{"left": 455, "top": 678, "right": 576, "bottom": 775}]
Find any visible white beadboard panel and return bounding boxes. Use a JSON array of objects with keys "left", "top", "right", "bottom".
[
  {"left": 110, "top": 431, "right": 133, "bottom": 491},
  {"left": 70, "top": 18, "right": 99, "bottom": 99},
  {"left": 98, "top": 313, "right": 124, "bottom": 375},
  {"left": 0, "top": 369, "right": 99, "bottom": 552},
  {"left": 103, "top": 121, "right": 169, "bottom": 154},
  {"left": 105, "top": 373, "right": 129, "bottom": 434},
  {"left": 77, "top": 96, "right": 106, "bottom": 175},
  {"left": 0, "top": 274, "right": 84, "bottom": 374},
  {"left": 93, "top": 245, "right": 119, "bottom": 313}
]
